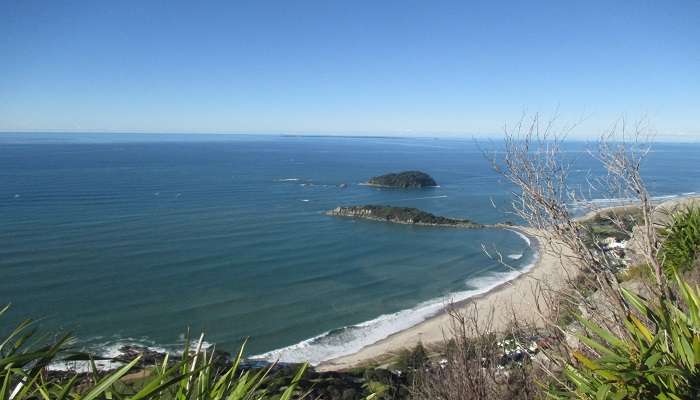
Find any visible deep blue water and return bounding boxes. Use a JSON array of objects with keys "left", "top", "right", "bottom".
[{"left": 0, "top": 133, "right": 698, "bottom": 364}]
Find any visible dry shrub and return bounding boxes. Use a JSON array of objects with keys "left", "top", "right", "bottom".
[
  {"left": 413, "top": 114, "right": 700, "bottom": 398},
  {"left": 483, "top": 115, "right": 700, "bottom": 397},
  {"left": 410, "top": 304, "right": 544, "bottom": 400}
]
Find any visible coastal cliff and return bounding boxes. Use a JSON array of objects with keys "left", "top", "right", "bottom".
[
  {"left": 326, "top": 205, "right": 484, "bottom": 228},
  {"left": 367, "top": 171, "right": 437, "bottom": 188}
]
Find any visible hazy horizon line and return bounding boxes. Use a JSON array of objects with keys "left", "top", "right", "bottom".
[{"left": 1, "top": 129, "right": 699, "bottom": 143}]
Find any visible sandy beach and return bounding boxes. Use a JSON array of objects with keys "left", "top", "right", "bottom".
[
  {"left": 317, "top": 196, "right": 700, "bottom": 371},
  {"left": 317, "top": 226, "right": 575, "bottom": 371}
]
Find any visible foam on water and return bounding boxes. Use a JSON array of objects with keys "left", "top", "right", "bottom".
[
  {"left": 569, "top": 192, "right": 698, "bottom": 213},
  {"left": 50, "top": 360, "right": 126, "bottom": 373},
  {"left": 5, "top": 137, "right": 695, "bottom": 370},
  {"left": 47, "top": 337, "right": 213, "bottom": 372},
  {"left": 252, "top": 249, "right": 538, "bottom": 365},
  {"left": 506, "top": 229, "right": 531, "bottom": 247},
  {"left": 266, "top": 191, "right": 695, "bottom": 369}
]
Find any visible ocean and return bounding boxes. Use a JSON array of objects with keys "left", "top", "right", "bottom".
[{"left": 0, "top": 133, "right": 698, "bottom": 364}]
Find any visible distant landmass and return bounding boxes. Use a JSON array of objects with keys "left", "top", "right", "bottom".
[
  {"left": 367, "top": 171, "right": 437, "bottom": 188},
  {"left": 326, "top": 205, "right": 483, "bottom": 228}
]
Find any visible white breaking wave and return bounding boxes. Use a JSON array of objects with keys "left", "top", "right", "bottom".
[
  {"left": 47, "top": 338, "right": 212, "bottom": 372},
  {"left": 52, "top": 225, "right": 542, "bottom": 370},
  {"left": 50, "top": 359, "right": 126, "bottom": 373},
  {"left": 506, "top": 229, "right": 531, "bottom": 247},
  {"left": 276, "top": 178, "right": 300, "bottom": 182},
  {"left": 252, "top": 256, "right": 538, "bottom": 366},
  {"left": 508, "top": 253, "right": 523, "bottom": 260},
  {"left": 569, "top": 192, "right": 698, "bottom": 211}
]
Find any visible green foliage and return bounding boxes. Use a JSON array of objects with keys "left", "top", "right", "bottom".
[
  {"left": 548, "top": 274, "right": 700, "bottom": 399},
  {"left": 581, "top": 207, "right": 643, "bottom": 246},
  {"left": 556, "top": 275, "right": 600, "bottom": 327},
  {"left": 364, "top": 381, "right": 389, "bottom": 398},
  {"left": 359, "top": 367, "right": 409, "bottom": 399},
  {"left": 333, "top": 205, "right": 482, "bottom": 228},
  {"left": 392, "top": 342, "right": 428, "bottom": 371},
  {"left": 660, "top": 207, "right": 700, "bottom": 277},
  {"left": 617, "top": 263, "right": 655, "bottom": 283},
  {"left": 0, "top": 304, "right": 308, "bottom": 400},
  {"left": 367, "top": 171, "right": 437, "bottom": 188}
]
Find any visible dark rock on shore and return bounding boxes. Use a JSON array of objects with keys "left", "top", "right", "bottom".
[
  {"left": 367, "top": 171, "right": 437, "bottom": 188},
  {"left": 113, "top": 345, "right": 169, "bottom": 365},
  {"left": 47, "top": 345, "right": 410, "bottom": 400},
  {"left": 326, "top": 205, "right": 484, "bottom": 228}
]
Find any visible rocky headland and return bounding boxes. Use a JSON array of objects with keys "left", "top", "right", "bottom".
[{"left": 326, "top": 205, "right": 484, "bottom": 228}]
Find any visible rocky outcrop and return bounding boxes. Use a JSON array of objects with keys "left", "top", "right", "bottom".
[
  {"left": 367, "top": 171, "right": 437, "bottom": 188},
  {"left": 326, "top": 205, "right": 483, "bottom": 228}
]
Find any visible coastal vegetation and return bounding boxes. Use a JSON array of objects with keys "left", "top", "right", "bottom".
[
  {"left": 580, "top": 206, "right": 643, "bottom": 245},
  {"left": 0, "top": 303, "right": 409, "bottom": 399},
  {"left": 478, "top": 116, "right": 700, "bottom": 399},
  {"left": 390, "top": 118, "right": 700, "bottom": 400},
  {"left": 326, "top": 205, "right": 483, "bottom": 228},
  {"left": 0, "top": 308, "right": 310, "bottom": 399},
  {"left": 366, "top": 171, "right": 437, "bottom": 188},
  {"left": 659, "top": 206, "right": 700, "bottom": 277},
  {"left": 4, "top": 119, "right": 700, "bottom": 400}
]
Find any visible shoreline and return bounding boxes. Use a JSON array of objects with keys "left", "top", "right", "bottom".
[
  {"left": 50, "top": 195, "right": 700, "bottom": 373},
  {"left": 316, "top": 225, "right": 567, "bottom": 371},
  {"left": 317, "top": 195, "right": 700, "bottom": 371}
]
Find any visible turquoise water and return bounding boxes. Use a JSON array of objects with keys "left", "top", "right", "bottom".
[{"left": 0, "top": 134, "right": 698, "bottom": 363}]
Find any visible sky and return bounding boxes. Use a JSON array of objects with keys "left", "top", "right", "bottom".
[{"left": 1, "top": 0, "right": 699, "bottom": 140}]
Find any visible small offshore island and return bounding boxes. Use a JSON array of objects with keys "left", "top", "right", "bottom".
[
  {"left": 366, "top": 170, "right": 437, "bottom": 188},
  {"left": 326, "top": 205, "right": 484, "bottom": 228}
]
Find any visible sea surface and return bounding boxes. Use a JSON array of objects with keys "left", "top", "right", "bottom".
[{"left": 0, "top": 133, "right": 698, "bottom": 364}]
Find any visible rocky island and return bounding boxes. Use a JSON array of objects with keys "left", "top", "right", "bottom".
[
  {"left": 367, "top": 171, "right": 437, "bottom": 188},
  {"left": 326, "top": 205, "right": 484, "bottom": 228}
]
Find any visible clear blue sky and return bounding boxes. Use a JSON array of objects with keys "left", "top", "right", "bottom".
[{"left": 1, "top": 0, "right": 699, "bottom": 139}]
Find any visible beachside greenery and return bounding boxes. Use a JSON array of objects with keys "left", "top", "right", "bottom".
[
  {"left": 0, "top": 304, "right": 309, "bottom": 400},
  {"left": 581, "top": 207, "right": 643, "bottom": 245},
  {"left": 3, "top": 124, "right": 700, "bottom": 400},
  {"left": 548, "top": 273, "right": 700, "bottom": 399},
  {"left": 480, "top": 116, "right": 700, "bottom": 400},
  {"left": 659, "top": 206, "right": 700, "bottom": 277},
  {"left": 548, "top": 207, "right": 700, "bottom": 400}
]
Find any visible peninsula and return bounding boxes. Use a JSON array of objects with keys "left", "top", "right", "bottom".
[
  {"left": 326, "top": 205, "right": 484, "bottom": 228},
  {"left": 366, "top": 171, "right": 437, "bottom": 188}
]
